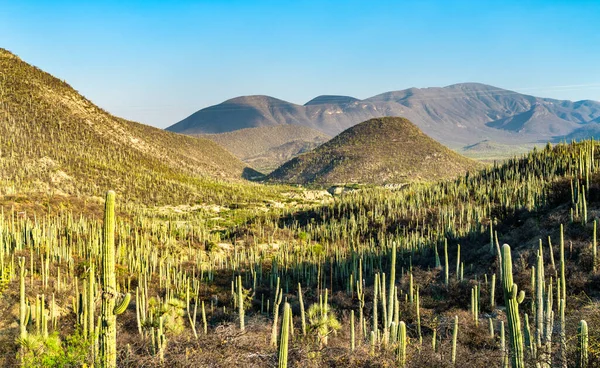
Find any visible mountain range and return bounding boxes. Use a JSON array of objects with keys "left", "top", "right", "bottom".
[{"left": 167, "top": 84, "right": 600, "bottom": 151}]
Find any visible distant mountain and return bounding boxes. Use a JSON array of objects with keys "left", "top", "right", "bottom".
[
  {"left": 0, "top": 48, "right": 256, "bottom": 205},
  {"left": 167, "top": 83, "right": 600, "bottom": 149},
  {"left": 304, "top": 95, "right": 360, "bottom": 106},
  {"left": 201, "top": 125, "right": 330, "bottom": 173},
  {"left": 268, "top": 117, "right": 482, "bottom": 185}
]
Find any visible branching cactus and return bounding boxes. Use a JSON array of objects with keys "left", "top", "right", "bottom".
[
  {"left": 99, "top": 191, "right": 131, "bottom": 368},
  {"left": 501, "top": 244, "right": 525, "bottom": 368}
]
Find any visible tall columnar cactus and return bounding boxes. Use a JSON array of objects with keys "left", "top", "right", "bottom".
[
  {"left": 501, "top": 321, "right": 509, "bottom": 368},
  {"left": 387, "top": 242, "right": 396, "bottom": 327},
  {"left": 560, "top": 224, "right": 566, "bottom": 309},
  {"left": 88, "top": 265, "right": 95, "bottom": 340},
  {"left": 398, "top": 321, "right": 407, "bottom": 367},
  {"left": 444, "top": 239, "right": 449, "bottom": 286},
  {"left": 350, "top": 310, "right": 355, "bottom": 351},
  {"left": 99, "top": 191, "right": 131, "bottom": 368},
  {"left": 577, "top": 320, "right": 588, "bottom": 368},
  {"left": 451, "top": 315, "right": 458, "bottom": 365},
  {"left": 270, "top": 277, "right": 283, "bottom": 347},
  {"left": 298, "top": 283, "right": 306, "bottom": 336},
  {"left": 19, "top": 257, "right": 28, "bottom": 341},
  {"left": 501, "top": 244, "right": 525, "bottom": 368},
  {"left": 593, "top": 220, "right": 597, "bottom": 272},
  {"left": 237, "top": 275, "right": 244, "bottom": 331},
  {"left": 278, "top": 302, "right": 291, "bottom": 368},
  {"left": 490, "top": 273, "right": 496, "bottom": 310},
  {"left": 373, "top": 273, "right": 379, "bottom": 336}
]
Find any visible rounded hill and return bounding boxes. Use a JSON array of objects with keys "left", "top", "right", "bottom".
[{"left": 268, "top": 117, "right": 482, "bottom": 185}]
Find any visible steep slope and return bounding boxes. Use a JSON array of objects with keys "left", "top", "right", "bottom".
[
  {"left": 202, "top": 125, "right": 330, "bottom": 173},
  {"left": 0, "top": 48, "right": 260, "bottom": 205},
  {"left": 167, "top": 83, "right": 600, "bottom": 148},
  {"left": 268, "top": 117, "right": 482, "bottom": 185}
]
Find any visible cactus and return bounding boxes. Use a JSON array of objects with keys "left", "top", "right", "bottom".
[
  {"left": 577, "top": 320, "right": 588, "bottom": 368},
  {"left": 416, "top": 286, "right": 422, "bottom": 344},
  {"left": 298, "top": 283, "right": 306, "bottom": 336},
  {"left": 387, "top": 241, "right": 396, "bottom": 327},
  {"left": 278, "top": 302, "right": 291, "bottom": 368},
  {"left": 444, "top": 239, "right": 449, "bottom": 286},
  {"left": 456, "top": 244, "right": 461, "bottom": 281},
  {"left": 373, "top": 273, "right": 379, "bottom": 336},
  {"left": 501, "top": 321, "right": 509, "bottom": 368},
  {"left": 237, "top": 275, "right": 244, "bottom": 331},
  {"left": 501, "top": 244, "right": 525, "bottom": 368},
  {"left": 350, "top": 309, "right": 355, "bottom": 351},
  {"left": 452, "top": 315, "right": 458, "bottom": 365},
  {"left": 19, "top": 257, "right": 27, "bottom": 340},
  {"left": 99, "top": 191, "right": 130, "bottom": 368},
  {"left": 88, "top": 266, "right": 95, "bottom": 340},
  {"left": 490, "top": 273, "right": 496, "bottom": 310},
  {"left": 270, "top": 277, "right": 283, "bottom": 347},
  {"left": 398, "top": 321, "right": 407, "bottom": 367},
  {"left": 593, "top": 220, "right": 597, "bottom": 272},
  {"left": 202, "top": 300, "right": 208, "bottom": 335}
]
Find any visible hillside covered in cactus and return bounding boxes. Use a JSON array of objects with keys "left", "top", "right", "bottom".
[
  {"left": 2, "top": 50, "right": 600, "bottom": 368},
  {"left": 268, "top": 117, "right": 483, "bottom": 185},
  {"left": 0, "top": 48, "right": 272, "bottom": 205}
]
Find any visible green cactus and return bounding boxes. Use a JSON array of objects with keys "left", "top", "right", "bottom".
[
  {"left": 444, "top": 239, "right": 449, "bottom": 287},
  {"left": 278, "top": 302, "right": 291, "bottom": 368},
  {"left": 298, "top": 283, "right": 306, "bottom": 336},
  {"left": 350, "top": 309, "right": 355, "bottom": 351},
  {"left": 501, "top": 244, "right": 525, "bottom": 368},
  {"left": 99, "top": 191, "right": 130, "bottom": 368},
  {"left": 452, "top": 315, "right": 458, "bottom": 365},
  {"left": 490, "top": 273, "right": 496, "bottom": 310},
  {"left": 237, "top": 275, "right": 244, "bottom": 331},
  {"left": 387, "top": 241, "right": 396, "bottom": 327},
  {"left": 19, "top": 257, "right": 27, "bottom": 340},
  {"left": 398, "top": 321, "right": 407, "bottom": 366},
  {"left": 577, "top": 320, "right": 588, "bottom": 368},
  {"left": 270, "top": 277, "right": 283, "bottom": 347}
]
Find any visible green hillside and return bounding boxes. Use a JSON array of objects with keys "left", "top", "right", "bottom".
[
  {"left": 269, "top": 117, "right": 483, "bottom": 185},
  {"left": 0, "top": 48, "right": 270, "bottom": 205}
]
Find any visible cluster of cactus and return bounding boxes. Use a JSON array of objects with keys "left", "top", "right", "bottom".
[{"left": 1, "top": 138, "right": 599, "bottom": 367}]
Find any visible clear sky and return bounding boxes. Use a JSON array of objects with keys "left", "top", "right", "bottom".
[{"left": 1, "top": 0, "right": 599, "bottom": 128}]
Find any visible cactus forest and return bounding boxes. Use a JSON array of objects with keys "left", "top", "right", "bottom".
[{"left": 0, "top": 138, "right": 598, "bottom": 367}]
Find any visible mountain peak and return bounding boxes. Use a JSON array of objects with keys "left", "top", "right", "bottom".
[
  {"left": 443, "top": 82, "right": 501, "bottom": 90},
  {"left": 222, "top": 95, "right": 296, "bottom": 106},
  {"left": 304, "top": 95, "right": 359, "bottom": 106}
]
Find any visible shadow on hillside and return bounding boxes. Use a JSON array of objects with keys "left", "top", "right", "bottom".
[{"left": 242, "top": 167, "right": 266, "bottom": 181}]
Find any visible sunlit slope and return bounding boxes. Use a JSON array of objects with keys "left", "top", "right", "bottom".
[
  {"left": 268, "top": 117, "right": 482, "bottom": 185},
  {"left": 0, "top": 48, "right": 261, "bottom": 204}
]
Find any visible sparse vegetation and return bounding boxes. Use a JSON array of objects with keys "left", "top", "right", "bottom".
[{"left": 1, "top": 48, "right": 600, "bottom": 368}]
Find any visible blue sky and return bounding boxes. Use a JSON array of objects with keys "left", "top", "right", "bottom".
[{"left": 1, "top": 0, "right": 599, "bottom": 128}]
